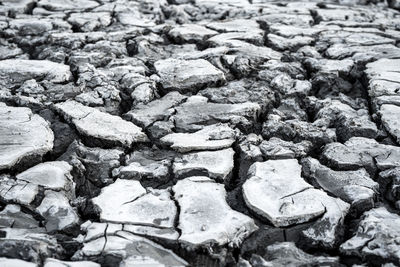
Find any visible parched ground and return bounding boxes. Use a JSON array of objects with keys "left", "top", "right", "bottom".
[{"left": 1, "top": 0, "right": 400, "bottom": 266}]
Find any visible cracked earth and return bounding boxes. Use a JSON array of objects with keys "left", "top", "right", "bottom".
[{"left": 1, "top": 0, "right": 400, "bottom": 266}]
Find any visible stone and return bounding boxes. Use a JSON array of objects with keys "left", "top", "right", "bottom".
[
  {"left": 0, "top": 175, "right": 39, "bottom": 206},
  {"left": 267, "top": 34, "right": 314, "bottom": 51},
  {"left": 0, "top": 257, "right": 37, "bottom": 267},
  {"left": 78, "top": 221, "right": 179, "bottom": 244},
  {"left": 340, "top": 207, "right": 400, "bottom": 265},
  {"left": 259, "top": 138, "right": 312, "bottom": 160},
  {"left": 73, "top": 231, "right": 187, "bottom": 266},
  {"left": 262, "top": 115, "right": 336, "bottom": 148},
  {"left": 154, "top": 58, "right": 225, "bottom": 93},
  {"left": 55, "top": 100, "right": 148, "bottom": 147},
  {"left": 302, "top": 157, "right": 378, "bottom": 211},
  {"left": 36, "top": 190, "right": 79, "bottom": 232},
  {"left": 207, "top": 19, "right": 263, "bottom": 34},
  {"left": 161, "top": 124, "right": 236, "bottom": 152},
  {"left": 112, "top": 148, "right": 174, "bottom": 186},
  {"left": 16, "top": 161, "right": 74, "bottom": 196},
  {"left": 125, "top": 91, "right": 187, "bottom": 128},
  {"left": 44, "top": 258, "right": 100, "bottom": 267},
  {"left": 173, "top": 176, "right": 257, "bottom": 248},
  {"left": 0, "top": 104, "right": 54, "bottom": 171},
  {"left": 378, "top": 167, "right": 400, "bottom": 204},
  {"left": 0, "top": 59, "right": 72, "bottom": 88},
  {"left": 314, "top": 99, "right": 377, "bottom": 141},
  {"left": 322, "top": 137, "right": 400, "bottom": 173},
  {"left": 242, "top": 159, "right": 325, "bottom": 227},
  {"left": 250, "top": 242, "right": 340, "bottom": 266},
  {"left": 0, "top": 228, "right": 63, "bottom": 263},
  {"left": 301, "top": 190, "right": 350, "bottom": 249},
  {"left": 305, "top": 58, "right": 354, "bottom": 76},
  {"left": 173, "top": 96, "right": 260, "bottom": 132},
  {"left": 67, "top": 12, "right": 112, "bottom": 32},
  {"left": 173, "top": 148, "right": 235, "bottom": 181},
  {"left": 365, "top": 58, "right": 400, "bottom": 98},
  {"left": 92, "top": 179, "right": 176, "bottom": 228},
  {"left": 208, "top": 31, "right": 265, "bottom": 47},
  {"left": 379, "top": 104, "right": 400, "bottom": 143},
  {"left": 37, "top": 0, "right": 99, "bottom": 11},
  {"left": 198, "top": 79, "right": 276, "bottom": 110},
  {"left": 0, "top": 204, "right": 39, "bottom": 229},
  {"left": 168, "top": 24, "right": 218, "bottom": 43},
  {"left": 59, "top": 141, "right": 124, "bottom": 193}
]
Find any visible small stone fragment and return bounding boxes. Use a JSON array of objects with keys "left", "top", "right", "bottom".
[
  {"left": 0, "top": 104, "right": 54, "bottom": 171},
  {"left": 161, "top": 124, "right": 236, "bottom": 152},
  {"left": 173, "top": 176, "right": 257, "bottom": 248},
  {"left": 92, "top": 179, "right": 176, "bottom": 228},
  {"left": 340, "top": 207, "right": 400, "bottom": 266},
  {"left": 0, "top": 59, "right": 72, "bottom": 88},
  {"left": 173, "top": 148, "right": 235, "bottom": 181},
  {"left": 154, "top": 58, "right": 225, "bottom": 93},
  {"left": 55, "top": 100, "right": 148, "bottom": 147},
  {"left": 302, "top": 157, "right": 378, "bottom": 212},
  {"left": 242, "top": 159, "right": 325, "bottom": 227}
]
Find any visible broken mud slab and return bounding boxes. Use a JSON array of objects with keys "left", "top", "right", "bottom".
[{"left": 2, "top": 0, "right": 400, "bottom": 266}]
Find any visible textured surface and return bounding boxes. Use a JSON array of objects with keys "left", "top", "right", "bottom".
[{"left": 1, "top": 0, "right": 400, "bottom": 266}]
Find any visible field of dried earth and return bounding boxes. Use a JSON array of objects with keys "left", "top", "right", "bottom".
[{"left": 1, "top": 0, "right": 400, "bottom": 266}]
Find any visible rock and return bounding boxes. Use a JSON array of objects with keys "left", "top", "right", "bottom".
[
  {"left": 0, "top": 257, "right": 37, "bottom": 267},
  {"left": 77, "top": 221, "right": 179, "bottom": 243},
  {"left": 172, "top": 176, "right": 257, "bottom": 248},
  {"left": 154, "top": 58, "right": 225, "bottom": 93},
  {"left": 262, "top": 115, "right": 336, "bottom": 148},
  {"left": 258, "top": 14, "right": 314, "bottom": 27},
  {"left": 168, "top": 24, "right": 218, "bottom": 43},
  {"left": 327, "top": 44, "right": 400, "bottom": 62},
  {"left": 301, "top": 157, "right": 378, "bottom": 212},
  {"left": 198, "top": 79, "right": 276, "bottom": 110},
  {"left": 207, "top": 19, "right": 263, "bottom": 34},
  {"left": 208, "top": 31, "right": 265, "bottom": 47},
  {"left": 267, "top": 34, "right": 314, "bottom": 51},
  {"left": 73, "top": 231, "right": 187, "bottom": 266},
  {"left": 0, "top": 175, "right": 39, "bottom": 206},
  {"left": 112, "top": 148, "right": 174, "bottom": 186},
  {"left": 313, "top": 99, "right": 377, "bottom": 142},
  {"left": 92, "top": 179, "right": 176, "bottom": 228},
  {"left": 37, "top": 0, "right": 99, "bottom": 11},
  {"left": 0, "top": 59, "right": 72, "bottom": 88},
  {"left": 305, "top": 58, "right": 354, "bottom": 75},
  {"left": 161, "top": 124, "right": 236, "bottom": 152},
  {"left": 67, "top": 12, "right": 111, "bottom": 32},
  {"left": 36, "top": 190, "right": 79, "bottom": 232},
  {"left": 173, "top": 148, "right": 235, "bottom": 182},
  {"left": 249, "top": 242, "right": 340, "bottom": 266},
  {"left": 242, "top": 159, "right": 325, "bottom": 227},
  {"left": 379, "top": 104, "right": 400, "bottom": 143},
  {"left": 301, "top": 190, "right": 350, "bottom": 249},
  {"left": 125, "top": 91, "right": 187, "bottom": 128},
  {"left": 16, "top": 161, "right": 74, "bottom": 197},
  {"left": 378, "top": 167, "right": 400, "bottom": 204},
  {"left": 340, "top": 207, "right": 400, "bottom": 265},
  {"left": 0, "top": 228, "right": 63, "bottom": 263},
  {"left": 55, "top": 100, "right": 148, "bottom": 147},
  {"left": 43, "top": 258, "right": 100, "bottom": 267},
  {"left": 0, "top": 204, "right": 39, "bottom": 229},
  {"left": 173, "top": 96, "right": 260, "bottom": 132},
  {"left": 259, "top": 138, "right": 313, "bottom": 159},
  {"left": 59, "top": 141, "right": 124, "bottom": 193},
  {"left": 322, "top": 137, "right": 400, "bottom": 174},
  {"left": 0, "top": 104, "right": 54, "bottom": 171}
]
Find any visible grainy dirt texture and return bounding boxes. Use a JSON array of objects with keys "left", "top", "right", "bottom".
[{"left": 0, "top": 0, "right": 400, "bottom": 266}]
